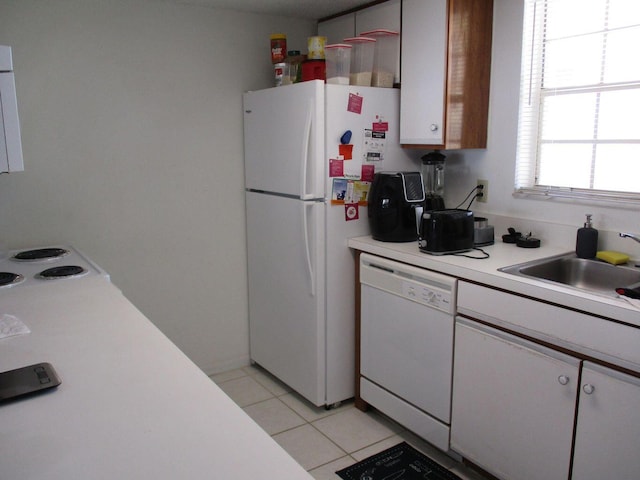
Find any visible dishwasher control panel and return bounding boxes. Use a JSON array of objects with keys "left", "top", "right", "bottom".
[
  {"left": 402, "top": 280, "right": 452, "bottom": 311},
  {"left": 360, "top": 253, "right": 457, "bottom": 315}
]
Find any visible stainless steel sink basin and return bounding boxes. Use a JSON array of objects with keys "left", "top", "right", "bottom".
[{"left": 499, "top": 252, "right": 640, "bottom": 297}]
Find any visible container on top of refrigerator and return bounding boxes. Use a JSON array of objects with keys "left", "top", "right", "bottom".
[
  {"left": 284, "top": 50, "right": 305, "bottom": 84},
  {"left": 270, "top": 34, "right": 287, "bottom": 63},
  {"left": 343, "top": 37, "right": 376, "bottom": 86},
  {"left": 274, "top": 62, "right": 286, "bottom": 86},
  {"left": 301, "top": 60, "right": 326, "bottom": 82},
  {"left": 359, "top": 29, "right": 399, "bottom": 87},
  {"left": 307, "top": 36, "right": 327, "bottom": 60},
  {"left": 325, "top": 44, "right": 351, "bottom": 85}
]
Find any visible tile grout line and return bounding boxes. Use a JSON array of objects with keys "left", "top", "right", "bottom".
[{"left": 212, "top": 370, "right": 487, "bottom": 478}]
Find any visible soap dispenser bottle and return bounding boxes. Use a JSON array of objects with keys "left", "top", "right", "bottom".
[{"left": 576, "top": 214, "right": 598, "bottom": 259}]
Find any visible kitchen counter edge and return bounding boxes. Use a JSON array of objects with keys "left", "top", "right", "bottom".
[{"left": 348, "top": 235, "right": 640, "bottom": 328}]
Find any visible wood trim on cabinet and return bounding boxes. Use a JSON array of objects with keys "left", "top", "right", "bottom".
[
  {"left": 402, "top": 0, "right": 493, "bottom": 150},
  {"left": 446, "top": 0, "right": 493, "bottom": 149}
]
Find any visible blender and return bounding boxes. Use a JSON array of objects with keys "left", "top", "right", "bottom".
[{"left": 421, "top": 151, "right": 446, "bottom": 211}]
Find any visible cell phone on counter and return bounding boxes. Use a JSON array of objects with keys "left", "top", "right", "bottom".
[{"left": 0, "top": 362, "right": 61, "bottom": 403}]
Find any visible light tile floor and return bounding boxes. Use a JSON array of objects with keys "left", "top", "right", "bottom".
[{"left": 211, "top": 365, "right": 489, "bottom": 480}]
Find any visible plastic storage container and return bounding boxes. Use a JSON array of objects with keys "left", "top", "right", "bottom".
[
  {"left": 343, "top": 37, "right": 376, "bottom": 86},
  {"left": 324, "top": 44, "right": 351, "bottom": 85},
  {"left": 360, "top": 29, "right": 400, "bottom": 87}
]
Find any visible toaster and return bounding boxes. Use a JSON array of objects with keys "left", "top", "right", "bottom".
[{"left": 419, "top": 209, "right": 474, "bottom": 255}]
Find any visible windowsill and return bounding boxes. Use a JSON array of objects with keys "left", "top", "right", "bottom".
[{"left": 513, "top": 189, "right": 640, "bottom": 210}]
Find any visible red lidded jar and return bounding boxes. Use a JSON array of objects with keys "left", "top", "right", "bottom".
[{"left": 270, "top": 34, "right": 287, "bottom": 64}]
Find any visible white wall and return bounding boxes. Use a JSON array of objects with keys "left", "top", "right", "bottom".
[
  {"left": 0, "top": 0, "right": 315, "bottom": 374},
  {"left": 2, "top": 0, "right": 638, "bottom": 375},
  {"left": 445, "top": 0, "right": 640, "bottom": 255}
]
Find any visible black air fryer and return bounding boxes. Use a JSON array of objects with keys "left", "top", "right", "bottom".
[{"left": 368, "top": 172, "right": 425, "bottom": 242}]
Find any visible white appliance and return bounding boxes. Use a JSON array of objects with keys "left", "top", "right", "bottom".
[
  {"left": 0, "top": 45, "right": 24, "bottom": 173},
  {"left": 0, "top": 246, "right": 109, "bottom": 291},
  {"left": 243, "top": 80, "right": 417, "bottom": 407},
  {"left": 359, "top": 253, "right": 456, "bottom": 451}
]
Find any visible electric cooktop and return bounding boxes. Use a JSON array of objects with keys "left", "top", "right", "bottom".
[{"left": 0, "top": 246, "right": 109, "bottom": 290}]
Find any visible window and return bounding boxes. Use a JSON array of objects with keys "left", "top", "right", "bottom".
[{"left": 515, "top": 0, "right": 640, "bottom": 203}]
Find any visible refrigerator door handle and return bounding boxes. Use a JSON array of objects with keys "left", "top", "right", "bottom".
[
  {"left": 300, "top": 99, "right": 314, "bottom": 200},
  {"left": 302, "top": 202, "right": 316, "bottom": 297}
]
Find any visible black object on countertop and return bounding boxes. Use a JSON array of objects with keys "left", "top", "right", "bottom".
[
  {"left": 36, "top": 265, "right": 86, "bottom": 279},
  {"left": 576, "top": 214, "right": 598, "bottom": 258},
  {"left": 517, "top": 235, "right": 541, "bottom": 248},
  {"left": 336, "top": 442, "right": 462, "bottom": 480},
  {"left": 616, "top": 282, "right": 640, "bottom": 299},
  {"left": 369, "top": 172, "right": 425, "bottom": 243},
  {"left": 12, "top": 247, "right": 69, "bottom": 261},
  {"left": 502, "top": 227, "right": 523, "bottom": 244},
  {"left": 0, "top": 362, "right": 61, "bottom": 403}
]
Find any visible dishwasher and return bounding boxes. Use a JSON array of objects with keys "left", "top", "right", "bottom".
[{"left": 359, "top": 253, "right": 457, "bottom": 452}]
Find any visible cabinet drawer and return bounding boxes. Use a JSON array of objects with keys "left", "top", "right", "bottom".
[{"left": 458, "top": 281, "right": 640, "bottom": 372}]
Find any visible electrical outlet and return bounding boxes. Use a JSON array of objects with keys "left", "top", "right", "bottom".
[{"left": 477, "top": 179, "right": 488, "bottom": 203}]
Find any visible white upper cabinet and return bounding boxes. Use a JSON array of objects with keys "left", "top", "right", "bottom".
[
  {"left": 318, "top": 14, "right": 355, "bottom": 45},
  {"left": 318, "top": 0, "right": 401, "bottom": 44},
  {"left": 400, "top": 0, "right": 493, "bottom": 149},
  {"left": 355, "top": 0, "right": 401, "bottom": 34},
  {"left": 0, "top": 46, "right": 24, "bottom": 173},
  {"left": 400, "top": 0, "right": 447, "bottom": 146}
]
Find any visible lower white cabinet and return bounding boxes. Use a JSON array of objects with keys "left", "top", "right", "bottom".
[
  {"left": 571, "top": 362, "right": 640, "bottom": 480},
  {"left": 450, "top": 319, "right": 580, "bottom": 480},
  {"left": 452, "top": 318, "right": 640, "bottom": 480}
]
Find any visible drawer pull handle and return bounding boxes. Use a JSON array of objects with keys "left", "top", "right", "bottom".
[
  {"left": 558, "top": 375, "right": 570, "bottom": 385},
  {"left": 583, "top": 384, "right": 595, "bottom": 395}
]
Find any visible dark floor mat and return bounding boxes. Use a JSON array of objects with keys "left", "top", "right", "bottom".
[{"left": 336, "top": 441, "right": 462, "bottom": 480}]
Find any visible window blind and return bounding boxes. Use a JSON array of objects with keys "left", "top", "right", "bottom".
[{"left": 515, "top": 0, "right": 640, "bottom": 204}]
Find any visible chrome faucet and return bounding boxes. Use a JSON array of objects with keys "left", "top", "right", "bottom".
[{"left": 619, "top": 232, "right": 640, "bottom": 244}]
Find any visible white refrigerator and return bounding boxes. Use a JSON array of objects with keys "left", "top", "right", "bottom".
[{"left": 243, "top": 80, "right": 418, "bottom": 407}]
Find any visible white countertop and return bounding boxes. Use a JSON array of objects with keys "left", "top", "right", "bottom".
[
  {"left": 348, "top": 236, "right": 640, "bottom": 328},
  {"left": 0, "top": 277, "right": 311, "bottom": 479}
]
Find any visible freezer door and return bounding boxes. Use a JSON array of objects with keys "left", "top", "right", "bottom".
[
  {"left": 246, "top": 191, "right": 327, "bottom": 406},
  {"left": 243, "top": 81, "right": 325, "bottom": 199},
  {"left": 324, "top": 84, "right": 418, "bottom": 191}
]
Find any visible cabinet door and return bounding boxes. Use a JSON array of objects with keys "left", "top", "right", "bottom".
[
  {"left": 400, "top": 0, "right": 447, "bottom": 145},
  {"left": 356, "top": 0, "right": 401, "bottom": 34},
  {"left": 451, "top": 319, "right": 580, "bottom": 480},
  {"left": 318, "top": 14, "right": 355, "bottom": 44},
  {"left": 571, "top": 362, "right": 640, "bottom": 480}
]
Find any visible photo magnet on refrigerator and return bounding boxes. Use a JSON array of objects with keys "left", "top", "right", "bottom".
[
  {"left": 347, "top": 93, "right": 363, "bottom": 114},
  {"left": 345, "top": 204, "right": 359, "bottom": 221},
  {"left": 329, "top": 159, "right": 344, "bottom": 177}
]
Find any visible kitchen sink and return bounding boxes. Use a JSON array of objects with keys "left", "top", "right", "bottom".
[{"left": 499, "top": 252, "right": 640, "bottom": 297}]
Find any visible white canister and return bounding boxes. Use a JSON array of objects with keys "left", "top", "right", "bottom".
[
  {"left": 274, "top": 62, "right": 285, "bottom": 86},
  {"left": 307, "top": 36, "right": 327, "bottom": 60}
]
